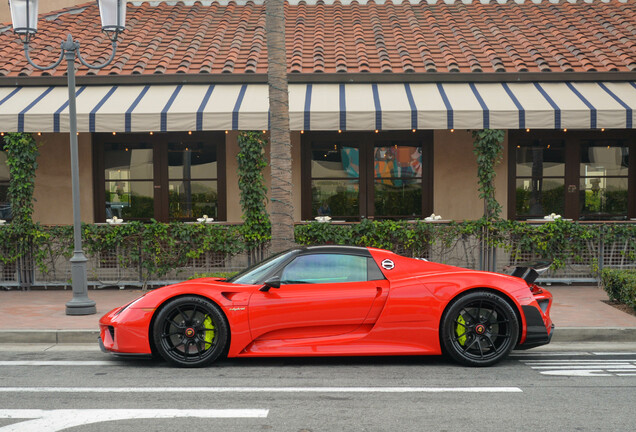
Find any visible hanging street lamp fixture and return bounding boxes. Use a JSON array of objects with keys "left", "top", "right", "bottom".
[{"left": 8, "top": 0, "right": 127, "bottom": 315}]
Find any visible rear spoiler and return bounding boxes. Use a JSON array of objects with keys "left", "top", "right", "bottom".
[{"left": 505, "top": 261, "right": 552, "bottom": 284}]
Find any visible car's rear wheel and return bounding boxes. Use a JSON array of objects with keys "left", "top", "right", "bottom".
[
  {"left": 152, "top": 296, "right": 228, "bottom": 368},
  {"left": 441, "top": 291, "right": 519, "bottom": 367}
]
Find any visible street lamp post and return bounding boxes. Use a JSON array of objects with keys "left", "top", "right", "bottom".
[{"left": 9, "top": 0, "right": 126, "bottom": 315}]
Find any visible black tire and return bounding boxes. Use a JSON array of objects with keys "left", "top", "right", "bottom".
[
  {"left": 440, "top": 291, "right": 519, "bottom": 367},
  {"left": 152, "top": 296, "right": 228, "bottom": 368}
]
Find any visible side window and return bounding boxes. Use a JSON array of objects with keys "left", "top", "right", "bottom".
[{"left": 281, "top": 254, "right": 368, "bottom": 284}]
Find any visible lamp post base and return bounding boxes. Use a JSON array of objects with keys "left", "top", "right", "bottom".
[
  {"left": 65, "top": 298, "right": 97, "bottom": 316},
  {"left": 65, "top": 252, "right": 96, "bottom": 316}
]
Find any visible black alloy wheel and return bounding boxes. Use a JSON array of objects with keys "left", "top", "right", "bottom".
[
  {"left": 441, "top": 291, "right": 519, "bottom": 367},
  {"left": 152, "top": 296, "right": 228, "bottom": 367}
]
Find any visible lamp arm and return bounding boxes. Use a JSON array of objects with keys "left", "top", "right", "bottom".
[
  {"left": 76, "top": 40, "right": 118, "bottom": 70},
  {"left": 23, "top": 42, "right": 65, "bottom": 71}
]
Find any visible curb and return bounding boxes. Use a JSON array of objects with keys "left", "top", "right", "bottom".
[
  {"left": 1, "top": 327, "right": 636, "bottom": 345},
  {"left": 0, "top": 330, "right": 99, "bottom": 344},
  {"left": 550, "top": 327, "right": 636, "bottom": 343}
]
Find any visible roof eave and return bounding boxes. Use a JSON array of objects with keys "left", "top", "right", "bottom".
[{"left": 1, "top": 71, "right": 635, "bottom": 87}]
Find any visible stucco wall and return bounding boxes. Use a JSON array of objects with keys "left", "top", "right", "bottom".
[
  {"left": 433, "top": 130, "right": 508, "bottom": 221},
  {"left": 227, "top": 131, "right": 302, "bottom": 223},
  {"left": 32, "top": 133, "right": 94, "bottom": 225}
]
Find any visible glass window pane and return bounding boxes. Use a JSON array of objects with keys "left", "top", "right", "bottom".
[
  {"left": 516, "top": 141, "right": 565, "bottom": 177},
  {"left": 375, "top": 179, "right": 422, "bottom": 217},
  {"left": 580, "top": 177, "right": 628, "bottom": 218},
  {"left": 282, "top": 254, "right": 368, "bottom": 284},
  {"left": 311, "top": 179, "right": 359, "bottom": 219},
  {"left": 169, "top": 180, "right": 218, "bottom": 219},
  {"left": 168, "top": 143, "right": 217, "bottom": 179},
  {"left": 311, "top": 145, "right": 359, "bottom": 178},
  {"left": 105, "top": 181, "right": 154, "bottom": 219},
  {"left": 104, "top": 144, "right": 153, "bottom": 181},
  {"left": 0, "top": 184, "right": 10, "bottom": 220},
  {"left": 0, "top": 151, "right": 9, "bottom": 181},
  {"left": 374, "top": 145, "right": 422, "bottom": 178},
  {"left": 515, "top": 178, "right": 565, "bottom": 217},
  {"left": 580, "top": 142, "right": 629, "bottom": 177}
]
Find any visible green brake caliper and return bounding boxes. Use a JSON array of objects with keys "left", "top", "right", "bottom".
[
  {"left": 456, "top": 314, "right": 466, "bottom": 346},
  {"left": 203, "top": 315, "right": 215, "bottom": 349}
]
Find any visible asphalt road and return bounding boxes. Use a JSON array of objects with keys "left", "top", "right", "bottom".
[{"left": 1, "top": 344, "right": 635, "bottom": 431}]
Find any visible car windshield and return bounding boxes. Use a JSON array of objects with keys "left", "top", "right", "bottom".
[{"left": 227, "top": 250, "right": 297, "bottom": 285}]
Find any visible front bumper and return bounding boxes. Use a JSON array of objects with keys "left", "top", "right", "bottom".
[{"left": 99, "top": 305, "right": 155, "bottom": 355}]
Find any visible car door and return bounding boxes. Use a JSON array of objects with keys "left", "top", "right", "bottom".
[{"left": 248, "top": 253, "right": 387, "bottom": 340}]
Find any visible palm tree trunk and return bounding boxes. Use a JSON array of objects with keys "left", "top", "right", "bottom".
[{"left": 265, "top": 0, "right": 295, "bottom": 253}]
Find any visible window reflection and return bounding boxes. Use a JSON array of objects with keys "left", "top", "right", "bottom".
[
  {"left": 168, "top": 143, "right": 218, "bottom": 219},
  {"left": 281, "top": 254, "right": 368, "bottom": 284},
  {"left": 104, "top": 143, "right": 154, "bottom": 220},
  {"left": 374, "top": 144, "right": 422, "bottom": 217},
  {"left": 0, "top": 150, "right": 10, "bottom": 220},
  {"left": 579, "top": 141, "right": 629, "bottom": 219},
  {"left": 311, "top": 144, "right": 360, "bottom": 219},
  {"left": 515, "top": 140, "right": 565, "bottom": 218}
]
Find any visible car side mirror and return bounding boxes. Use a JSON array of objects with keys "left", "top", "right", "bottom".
[{"left": 259, "top": 276, "right": 281, "bottom": 292}]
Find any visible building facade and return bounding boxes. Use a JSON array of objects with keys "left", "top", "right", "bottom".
[{"left": 0, "top": 0, "right": 635, "bottom": 225}]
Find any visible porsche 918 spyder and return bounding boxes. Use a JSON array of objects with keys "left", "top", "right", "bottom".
[{"left": 99, "top": 246, "right": 554, "bottom": 367}]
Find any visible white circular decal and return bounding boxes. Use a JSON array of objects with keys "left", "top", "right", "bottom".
[{"left": 381, "top": 259, "right": 395, "bottom": 270}]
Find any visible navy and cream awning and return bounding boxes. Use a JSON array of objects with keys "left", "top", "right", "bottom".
[{"left": 1, "top": 82, "right": 635, "bottom": 133}]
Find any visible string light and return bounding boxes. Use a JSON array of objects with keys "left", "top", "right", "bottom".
[
  {"left": 112, "top": 132, "right": 116, "bottom": 135},
  {"left": 412, "top": 129, "right": 416, "bottom": 133},
  {"left": 188, "top": 131, "right": 192, "bottom": 135},
  {"left": 374, "top": 129, "right": 379, "bottom": 133},
  {"left": 563, "top": 128, "right": 567, "bottom": 132},
  {"left": 338, "top": 129, "right": 342, "bottom": 133},
  {"left": 149, "top": 131, "right": 153, "bottom": 135},
  {"left": 450, "top": 129, "right": 455, "bottom": 133},
  {"left": 526, "top": 128, "right": 530, "bottom": 132},
  {"left": 300, "top": 130, "right": 304, "bottom": 134},
  {"left": 225, "top": 130, "right": 228, "bottom": 134}
]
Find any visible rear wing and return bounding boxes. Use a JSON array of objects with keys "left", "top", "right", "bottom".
[{"left": 505, "top": 261, "right": 552, "bottom": 284}]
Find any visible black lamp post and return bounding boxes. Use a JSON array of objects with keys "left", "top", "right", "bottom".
[{"left": 9, "top": 0, "right": 126, "bottom": 315}]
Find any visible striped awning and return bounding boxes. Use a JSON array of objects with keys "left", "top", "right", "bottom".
[{"left": 1, "top": 82, "right": 634, "bottom": 133}]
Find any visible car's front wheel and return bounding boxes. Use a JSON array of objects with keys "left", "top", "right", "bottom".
[
  {"left": 441, "top": 291, "right": 519, "bottom": 367},
  {"left": 152, "top": 296, "right": 228, "bottom": 367}
]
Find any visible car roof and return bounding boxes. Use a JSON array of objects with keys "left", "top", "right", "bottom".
[{"left": 298, "top": 245, "right": 372, "bottom": 257}]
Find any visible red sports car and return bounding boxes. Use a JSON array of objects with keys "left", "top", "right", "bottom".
[{"left": 99, "top": 246, "right": 554, "bottom": 367}]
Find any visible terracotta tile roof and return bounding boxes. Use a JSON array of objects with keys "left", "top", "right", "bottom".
[{"left": 0, "top": 0, "right": 635, "bottom": 78}]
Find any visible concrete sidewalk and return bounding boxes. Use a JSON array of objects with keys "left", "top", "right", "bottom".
[{"left": 1, "top": 285, "right": 636, "bottom": 344}]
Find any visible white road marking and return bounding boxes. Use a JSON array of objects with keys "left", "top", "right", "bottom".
[
  {"left": 521, "top": 358, "right": 636, "bottom": 377},
  {"left": 0, "top": 361, "right": 112, "bottom": 366},
  {"left": 0, "top": 386, "right": 522, "bottom": 393},
  {"left": 0, "top": 409, "right": 268, "bottom": 432}
]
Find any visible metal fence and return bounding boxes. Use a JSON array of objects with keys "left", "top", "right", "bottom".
[{"left": 1, "top": 226, "right": 634, "bottom": 289}]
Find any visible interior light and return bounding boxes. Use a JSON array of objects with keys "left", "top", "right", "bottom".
[{"left": 547, "top": 144, "right": 551, "bottom": 149}]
